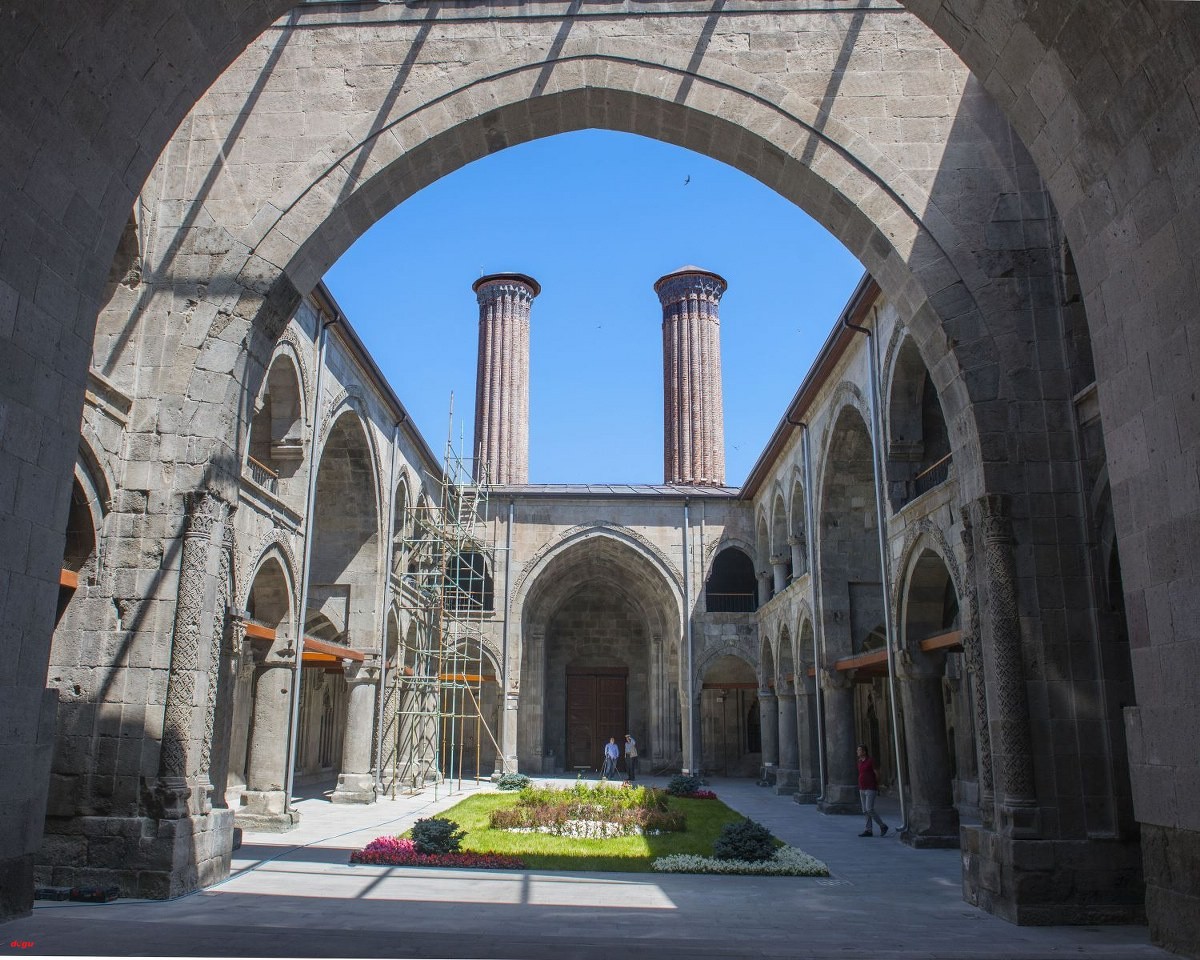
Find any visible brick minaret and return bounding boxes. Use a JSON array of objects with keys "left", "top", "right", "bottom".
[
  {"left": 655, "top": 266, "right": 727, "bottom": 486},
  {"left": 472, "top": 272, "right": 540, "bottom": 484}
]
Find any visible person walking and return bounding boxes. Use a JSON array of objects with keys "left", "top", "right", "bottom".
[
  {"left": 602, "top": 736, "right": 619, "bottom": 779},
  {"left": 624, "top": 734, "right": 639, "bottom": 783},
  {"left": 857, "top": 744, "right": 889, "bottom": 837}
]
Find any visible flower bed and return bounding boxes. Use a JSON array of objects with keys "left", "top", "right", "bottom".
[
  {"left": 652, "top": 846, "right": 829, "bottom": 876},
  {"left": 683, "top": 789, "right": 719, "bottom": 800},
  {"left": 350, "top": 835, "right": 525, "bottom": 869},
  {"left": 488, "top": 782, "right": 686, "bottom": 837}
]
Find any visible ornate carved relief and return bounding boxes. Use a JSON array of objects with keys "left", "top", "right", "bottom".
[{"left": 158, "top": 490, "right": 234, "bottom": 816}]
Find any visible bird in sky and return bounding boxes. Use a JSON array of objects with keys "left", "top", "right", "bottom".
[{"left": 684, "top": 175, "right": 691, "bottom": 185}]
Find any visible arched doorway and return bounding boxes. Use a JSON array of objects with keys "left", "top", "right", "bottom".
[
  {"left": 818, "top": 402, "right": 889, "bottom": 812},
  {"left": 699, "top": 655, "right": 759, "bottom": 777},
  {"left": 297, "top": 410, "right": 381, "bottom": 802},
  {"left": 898, "top": 547, "right": 966, "bottom": 847},
  {"left": 518, "top": 532, "right": 681, "bottom": 775}
]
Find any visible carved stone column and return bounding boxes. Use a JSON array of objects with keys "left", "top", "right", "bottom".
[
  {"left": 333, "top": 657, "right": 381, "bottom": 804},
  {"left": 757, "top": 570, "right": 772, "bottom": 606},
  {"left": 960, "top": 518, "right": 995, "bottom": 827},
  {"left": 897, "top": 652, "right": 959, "bottom": 847},
  {"left": 817, "top": 667, "right": 859, "bottom": 813},
  {"left": 788, "top": 535, "right": 807, "bottom": 578},
  {"left": 770, "top": 554, "right": 789, "bottom": 594},
  {"left": 774, "top": 689, "right": 800, "bottom": 794},
  {"left": 758, "top": 690, "right": 779, "bottom": 780},
  {"left": 976, "top": 495, "right": 1038, "bottom": 835},
  {"left": 153, "top": 491, "right": 232, "bottom": 820}
]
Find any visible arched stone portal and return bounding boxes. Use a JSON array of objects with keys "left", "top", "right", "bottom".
[
  {"left": 2, "top": 0, "right": 1198, "bottom": 942},
  {"left": 518, "top": 532, "right": 681, "bottom": 775}
]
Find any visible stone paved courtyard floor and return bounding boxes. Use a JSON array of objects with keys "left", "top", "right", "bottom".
[{"left": 3, "top": 776, "right": 1170, "bottom": 959}]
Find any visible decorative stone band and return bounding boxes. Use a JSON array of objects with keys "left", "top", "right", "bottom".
[
  {"left": 654, "top": 272, "right": 727, "bottom": 308},
  {"left": 474, "top": 274, "right": 541, "bottom": 306},
  {"left": 975, "top": 494, "right": 1036, "bottom": 808}
]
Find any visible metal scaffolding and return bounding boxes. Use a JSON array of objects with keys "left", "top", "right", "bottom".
[{"left": 382, "top": 414, "right": 502, "bottom": 798}]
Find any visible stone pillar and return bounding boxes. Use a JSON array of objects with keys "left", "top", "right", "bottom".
[
  {"left": 817, "top": 668, "right": 859, "bottom": 813},
  {"left": 757, "top": 569, "right": 772, "bottom": 606},
  {"left": 758, "top": 690, "right": 779, "bottom": 782},
  {"left": 333, "top": 658, "right": 381, "bottom": 804},
  {"left": 655, "top": 266, "right": 727, "bottom": 486},
  {"left": 794, "top": 686, "right": 821, "bottom": 802},
  {"left": 500, "top": 672, "right": 519, "bottom": 775},
  {"left": 472, "top": 273, "right": 539, "bottom": 485},
  {"left": 238, "top": 654, "right": 299, "bottom": 831},
  {"left": 775, "top": 690, "right": 800, "bottom": 794},
  {"left": 960, "top": 518, "right": 995, "bottom": 826},
  {"left": 897, "top": 655, "right": 959, "bottom": 848},
  {"left": 770, "top": 554, "right": 789, "bottom": 593},
  {"left": 977, "top": 495, "right": 1038, "bottom": 836},
  {"left": 788, "top": 535, "right": 807, "bottom": 578}
]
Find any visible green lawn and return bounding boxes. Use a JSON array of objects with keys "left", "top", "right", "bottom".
[{"left": 416, "top": 792, "right": 746, "bottom": 872}]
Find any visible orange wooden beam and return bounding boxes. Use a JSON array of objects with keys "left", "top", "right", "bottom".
[
  {"left": 303, "top": 636, "right": 365, "bottom": 662},
  {"left": 244, "top": 622, "right": 275, "bottom": 641},
  {"left": 438, "top": 673, "right": 496, "bottom": 684},
  {"left": 834, "top": 648, "right": 889, "bottom": 672},
  {"left": 60, "top": 569, "right": 79, "bottom": 589},
  {"left": 919, "top": 630, "right": 963, "bottom": 653}
]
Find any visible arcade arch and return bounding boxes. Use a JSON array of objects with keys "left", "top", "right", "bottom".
[
  {"left": 1, "top": 0, "right": 1194, "bottom": 941},
  {"left": 518, "top": 531, "right": 682, "bottom": 774},
  {"left": 699, "top": 654, "right": 760, "bottom": 778}
]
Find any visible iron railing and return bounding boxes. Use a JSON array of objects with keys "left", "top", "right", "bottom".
[{"left": 705, "top": 591, "right": 757, "bottom": 613}]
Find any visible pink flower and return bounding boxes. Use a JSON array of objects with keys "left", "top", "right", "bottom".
[{"left": 350, "top": 836, "right": 525, "bottom": 870}]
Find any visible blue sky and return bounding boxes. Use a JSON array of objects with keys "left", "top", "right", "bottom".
[{"left": 324, "top": 130, "right": 864, "bottom": 487}]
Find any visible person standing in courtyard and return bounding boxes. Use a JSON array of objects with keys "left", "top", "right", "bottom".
[
  {"left": 624, "top": 734, "right": 639, "bottom": 783},
  {"left": 857, "top": 744, "right": 889, "bottom": 837},
  {"left": 602, "top": 736, "right": 619, "bottom": 779}
]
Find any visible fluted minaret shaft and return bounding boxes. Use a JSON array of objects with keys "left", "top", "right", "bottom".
[
  {"left": 472, "top": 273, "right": 540, "bottom": 484},
  {"left": 655, "top": 267, "right": 727, "bottom": 486}
]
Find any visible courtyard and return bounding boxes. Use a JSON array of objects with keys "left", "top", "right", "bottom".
[{"left": 6, "top": 777, "right": 1167, "bottom": 960}]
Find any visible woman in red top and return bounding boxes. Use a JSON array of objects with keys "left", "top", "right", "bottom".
[{"left": 856, "top": 744, "right": 889, "bottom": 837}]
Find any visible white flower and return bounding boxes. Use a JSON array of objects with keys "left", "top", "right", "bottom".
[{"left": 652, "top": 846, "right": 829, "bottom": 876}]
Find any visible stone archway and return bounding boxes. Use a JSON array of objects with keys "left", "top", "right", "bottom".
[
  {"left": 3, "top": 1, "right": 1199, "bottom": 939},
  {"left": 699, "top": 654, "right": 759, "bottom": 778},
  {"left": 517, "top": 531, "right": 681, "bottom": 775}
]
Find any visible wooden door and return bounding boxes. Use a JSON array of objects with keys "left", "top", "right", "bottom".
[{"left": 566, "top": 669, "right": 627, "bottom": 770}]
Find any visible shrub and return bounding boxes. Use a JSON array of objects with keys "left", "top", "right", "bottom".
[
  {"left": 666, "top": 774, "right": 703, "bottom": 796},
  {"left": 496, "top": 773, "right": 531, "bottom": 792},
  {"left": 713, "top": 818, "right": 776, "bottom": 862},
  {"left": 411, "top": 817, "right": 465, "bottom": 854}
]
